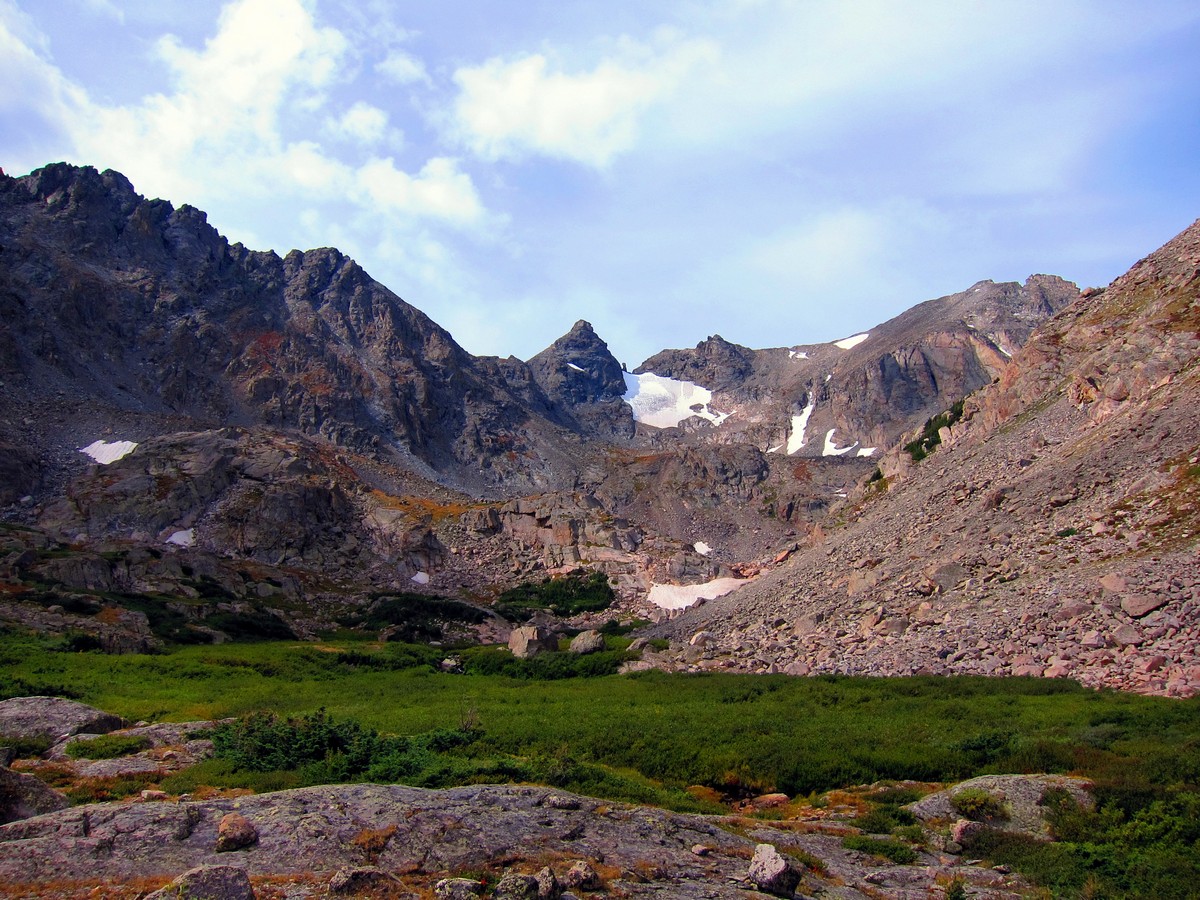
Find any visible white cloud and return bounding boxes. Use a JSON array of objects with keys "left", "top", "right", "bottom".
[
  {"left": 355, "top": 156, "right": 487, "bottom": 227},
  {"left": 377, "top": 49, "right": 430, "bottom": 86},
  {"left": 450, "top": 35, "right": 716, "bottom": 167},
  {"left": 327, "top": 100, "right": 390, "bottom": 145}
]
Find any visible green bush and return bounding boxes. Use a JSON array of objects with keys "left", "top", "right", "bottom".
[
  {"left": 494, "top": 570, "right": 614, "bottom": 620},
  {"left": 461, "top": 647, "right": 630, "bottom": 680},
  {"left": 904, "top": 400, "right": 964, "bottom": 463},
  {"left": 349, "top": 593, "right": 489, "bottom": 643},
  {"left": 64, "top": 733, "right": 152, "bottom": 759},
  {"left": 950, "top": 787, "right": 1009, "bottom": 820},
  {"left": 842, "top": 835, "right": 918, "bottom": 864},
  {"left": 0, "top": 733, "right": 53, "bottom": 759}
]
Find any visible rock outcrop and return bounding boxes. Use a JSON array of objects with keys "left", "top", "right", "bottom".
[
  {"left": 0, "top": 782, "right": 1031, "bottom": 899},
  {"left": 0, "top": 696, "right": 124, "bottom": 740}
]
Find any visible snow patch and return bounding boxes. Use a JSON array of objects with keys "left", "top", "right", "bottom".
[
  {"left": 786, "top": 396, "right": 817, "bottom": 455},
  {"left": 165, "top": 528, "right": 195, "bottom": 548},
  {"left": 80, "top": 440, "right": 138, "bottom": 465},
  {"left": 822, "top": 428, "right": 859, "bottom": 456},
  {"left": 833, "top": 332, "right": 869, "bottom": 350},
  {"left": 856, "top": 446, "right": 877, "bottom": 457},
  {"left": 623, "top": 372, "right": 729, "bottom": 429},
  {"left": 411, "top": 571, "right": 431, "bottom": 585},
  {"left": 788, "top": 349, "right": 808, "bottom": 359},
  {"left": 694, "top": 541, "right": 712, "bottom": 556},
  {"left": 566, "top": 362, "right": 586, "bottom": 373},
  {"left": 647, "top": 577, "right": 746, "bottom": 610}
]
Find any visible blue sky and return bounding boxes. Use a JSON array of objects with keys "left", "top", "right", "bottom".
[{"left": 3, "top": 0, "right": 1199, "bottom": 366}]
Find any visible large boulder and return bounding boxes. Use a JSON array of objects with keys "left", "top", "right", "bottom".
[
  {"left": 569, "top": 630, "right": 605, "bottom": 655},
  {"left": 747, "top": 843, "right": 801, "bottom": 897},
  {"left": 0, "top": 767, "right": 69, "bottom": 824},
  {"left": 0, "top": 697, "right": 124, "bottom": 741},
  {"left": 145, "top": 864, "right": 254, "bottom": 900},
  {"left": 508, "top": 625, "right": 555, "bottom": 659},
  {"left": 908, "top": 774, "right": 1093, "bottom": 840}
]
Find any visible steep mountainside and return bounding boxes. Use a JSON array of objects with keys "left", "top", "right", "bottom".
[
  {"left": 0, "top": 164, "right": 621, "bottom": 497},
  {"left": 655, "top": 219, "right": 1200, "bottom": 697}
]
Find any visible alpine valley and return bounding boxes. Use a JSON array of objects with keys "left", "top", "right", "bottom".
[{"left": 1, "top": 163, "right": 1199, "bottom": 899}]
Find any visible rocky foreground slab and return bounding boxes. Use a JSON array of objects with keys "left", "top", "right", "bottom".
[{"left": 0, "top": 780, "right": 1036, "bottom": 899}]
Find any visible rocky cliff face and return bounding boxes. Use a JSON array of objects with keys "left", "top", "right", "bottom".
[{"left": 526, "top": 319, "right": 634, "bottom": 438}]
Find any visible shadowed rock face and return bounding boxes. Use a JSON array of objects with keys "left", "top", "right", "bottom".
[
  {"left": 527, "top": 320, "right": 635, "bottom": 438},
  {"left": 0, "top": 164, "right": 619, "bottom": 495}
]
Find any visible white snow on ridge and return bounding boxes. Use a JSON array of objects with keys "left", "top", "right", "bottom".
[
  {"left": 622, "top": 372, "right": 730, "bottom": 429},
  {"left": 856, "top": 446, "right": 877, "bottom": 457},
  {"left": 786, "top": 396, "right": 816, "bottom": 455},
  {"left": 647, "top": 577, "right": 746, "bottom": 610},
  {"left": 411, "top": 571, "right": 431, "bottom": 585},
  {"left": 788, "top": 349, "right": 809, "bottom": 359},
  {"left": 834, "top": 332, "right": 869, "bottom": 350},
  {"left": 566, "top": 362, "right": 586, "bottom": 373},
  {"left": 80, "top": 440, "right": 138, "bottom": 464},
  {"left": 822, "top": 428, "right": 859, "bottom": 456},
  {"left": 694, "top": 541, "right": 712, "bottom": 556},
  {"left": 165, "top": 528, "right": 195, "bottom": 548}
]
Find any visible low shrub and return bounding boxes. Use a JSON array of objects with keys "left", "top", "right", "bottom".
[
  {"left": 0, "top": 733, "right": 53, "bottom": 759},
  {"left": 494, "top": 570, "right": 614, "bottom": 620},
  {"left": 950, "top": 787, "right": 1009, "bottom": 821},
  {"left": 64, "top": 734, "right": 151, "bottom": 759},
  {"left": 841, "top": 835, "right": 918, "bottom": 865}
]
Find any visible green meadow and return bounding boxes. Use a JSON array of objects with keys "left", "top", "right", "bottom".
[{"left": 4, "top": 630, "right": 1199, "bottom": 897}]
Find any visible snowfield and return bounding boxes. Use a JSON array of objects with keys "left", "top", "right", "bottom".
[
  {"left": 833, "top": 332, "right": 869, "bottom": 350},
  {"left": 623, "top": 372, "right": 729, "bottom": 429},
  {"left": 786, "top": 396, "right": 816, "bottom": 455},
  {"left": 165, "top": 528, "right": 195, "bottom": 548},
  {"left": 80, "top": 440, "right": 138, "bottom": 464},
  {"left": 822, "top": 428, "right": 859, "bottom": 456},
  {"left": 647, "top": 576, "right": 746, "bottom": 610}
]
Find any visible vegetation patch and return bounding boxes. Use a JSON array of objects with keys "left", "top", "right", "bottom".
[
  {"left": 493, "top": 569, "right": 615, "bottom": 620},
  {"left": 904, "top": 399, "right": 965, "bottom": 463},
  {"left": 64, "top": 734, "right": 151, "bottom": 760},
  {"left": 345, "top": 592, "right": 490, "bottom": 643},
  {"left": 841, "top": 834, "right": 918, "bottom": 864},
  {"left": 950, "top": 786, "right": 1010, "bottom": 821}
]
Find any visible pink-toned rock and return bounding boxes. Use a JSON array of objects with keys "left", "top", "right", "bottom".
[
  {"left": 1112, "top": 624, "right": 1143, "bottom": 647},
  {"left": 951, "top": 819, "right": 988, "bottom": 847},
  {"left": 748, "top": 843, "right": 801, "bottom": 897},
  {"left": 1121, "top": 594, "right": 1167, "bottom": 618},
  {"left": 215, "top": 812, "right": 258, "bottom": 852},
  {"left": 1099, "top": 573, "right": 1127, "bottom": 593}
]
